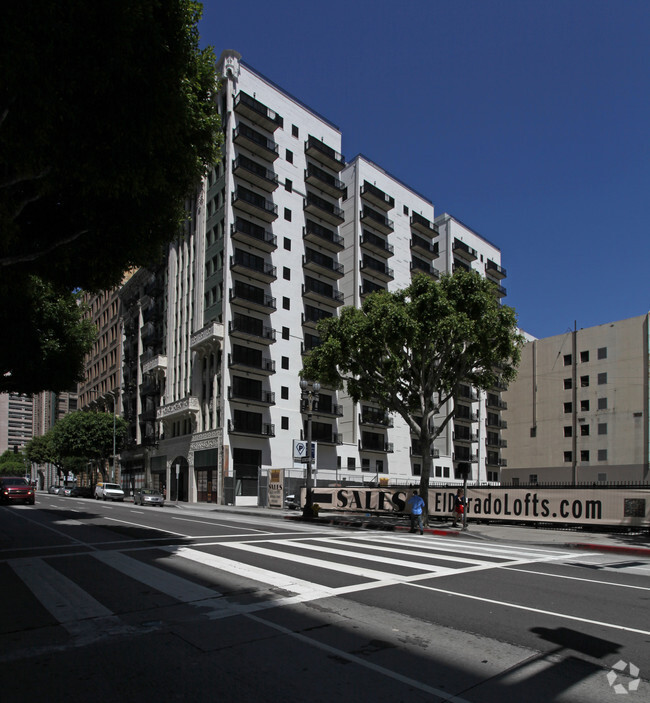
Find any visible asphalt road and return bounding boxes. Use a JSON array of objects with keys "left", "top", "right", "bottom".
[{"left": 0, "top": 494, "right": 648, "bottom": 702}]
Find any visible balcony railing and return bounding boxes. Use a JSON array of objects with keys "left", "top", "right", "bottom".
[
  {"left": 410, "top": 259, "right": 440, "bottom": 279},
  {"left": 453, "top": 238, "right": 478, "bottom": 262},
  {"left": 410, "top": 212, "right": 438, "bottom": 236},
  {"left": 228, "top": 387, "right": 275, "bottom": 406},
  {"left": 361, "top": 231, "right": 394, "bottom": 258},
  {"left": 360, "top": 207, "right": 394, "bottom": 234},
  {"left": 304, "top": 135, "right": 345, "bottom": 172},
  {"left": 303, "top": 220, "right": 344, "bottom": 252},
  {"left": 410, "top": 235, "right": 439, "bottom": 259},
  {"left": 230, "top": 254, "right": 277, "bottom": 282},
  {"left": 229, "top": 287, "right": 276, "bottom": 314},
  {"left": 231, "top": 219, "right": 277, "bottom": 252},
  {"left": 486, "top": 259, "right": 507, "bottom": 280},
  {"left": 232, "top": 187, "right": 278, "bottom": 222},
  {"left": 234, "top": 91, "right": 283, "bottom": 132},
  {"left": 302, "top": 281, "right": 344, "bottom": 306},
  {"left": 228, "top": 353, "right": 275, "bottom": 375},
  {"left": 304, "top": 193, "right": 345, "bottom": 226},
  {"left": 229, "top": 318, "right": 276, "bottom": 344},
  {"left": 303, "top": 251, "right": 344, "bottom": 279},
  {"left": 361, "top": 257, "right": 393, "bottom": 282},
  {"left": 233, "top": 124, "right": 279, "bottom": 161},
  {"left": 228, "top": 419, "right": 275, "bottom": 437},
  {"left": 232, "top": 156, "right": 278, "bottom": 192},
  {"left": 360, "top": 181, "right": 395, "bottom": 211},
  {"left": 305, "top": 164, "right": 346, "bottom": 198}
]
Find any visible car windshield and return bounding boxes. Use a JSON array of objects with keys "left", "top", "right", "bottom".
[
  {"left": 2, "top": 478, "right": 28, "bottom": 486},
  {"left": 105, "top": 484, "right": 122, "bottom": 490},
  {"left": 142, "top": 489, "right": 156, "bottom": 494}
]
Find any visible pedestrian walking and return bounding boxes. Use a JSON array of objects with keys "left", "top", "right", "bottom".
[
  {"left": 452, "top": 488, "right": 465, "bottom": 527},
  {"left": 406, "top": 489, "right": 425, "bottom": 535}
]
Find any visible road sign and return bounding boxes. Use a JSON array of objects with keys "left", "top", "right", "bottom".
[{"left": 293, "top": 440, "right": 316, "bottom": 463}]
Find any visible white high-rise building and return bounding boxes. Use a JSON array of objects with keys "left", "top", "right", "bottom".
[{"left": 115, "top": 52, "right": 508, "bottom": 504}]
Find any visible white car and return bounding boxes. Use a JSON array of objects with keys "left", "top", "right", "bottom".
[{"left": 94, "top": 482, "right": 125, "bottom": 501}]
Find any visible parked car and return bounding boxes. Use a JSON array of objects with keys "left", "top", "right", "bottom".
[
  {"left": 0, "top": 477, "right": 35, "bottom": 505},
  {"left": 48, "top": 485, "right": 60, "bottom": 494},
  {"left": 284, "top": 494, "right": 301, "bottom": 510},
  {"left": 59, "top": 486, "right": 74, "bottom": 496},
  {"left": 94, "top": 482, "right": 125, "bottom": 501},
  {"left": 133, "top": 488, "right": 165, "bottom": 507},
  {"left": 70, "top": 486, "right": 93, "bottom": 498}
]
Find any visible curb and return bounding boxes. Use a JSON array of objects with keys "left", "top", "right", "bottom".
[{"left": 564, "top": 542, "right": 650, "bottom": 557}]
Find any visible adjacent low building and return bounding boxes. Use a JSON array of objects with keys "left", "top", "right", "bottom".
[{"left": 501, "top": 314, "right": 650, "bottom": 484}]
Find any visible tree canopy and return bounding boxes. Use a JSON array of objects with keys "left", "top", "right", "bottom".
[
  {"left": 301, "top": 271, "right": 524, "bottom": 510},
  {"left": 50, "top": 411, "right": 128, "bottom": 468},
  {"left": 0, "top": 449, "right": 29, "bottom": 476},
  {"left": 0, "top": 1, "right": 222, "bottom": 392}
]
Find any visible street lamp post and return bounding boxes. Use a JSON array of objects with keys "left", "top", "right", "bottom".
[
  {"left": 107, "top": 390, "right": 118, "bottom": 483},
  {"left": 300, "top": 379, "right": 320, "bottom": 519}
]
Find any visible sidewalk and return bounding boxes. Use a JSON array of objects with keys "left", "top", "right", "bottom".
[{"left": 167, "top": 500, "right": 650, "bottom": 557}]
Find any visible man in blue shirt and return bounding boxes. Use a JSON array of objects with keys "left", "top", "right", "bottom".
[{"left": 406, "top": 489, "right": 425, "bottom": 535}]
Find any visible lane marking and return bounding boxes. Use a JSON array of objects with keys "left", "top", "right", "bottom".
[
  {"left": 502, "top": 565, "right": 650, "bottom": 591},
  {"left": 104, "top": 517, "right": 187, "bottom": 537},
  {"left": 171, "top": 516, "right": 272, "bottom": 533}
]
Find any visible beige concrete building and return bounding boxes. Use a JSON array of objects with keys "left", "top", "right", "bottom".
[{"left": 501, "top": 314, "right": 650, "bottom": 484}]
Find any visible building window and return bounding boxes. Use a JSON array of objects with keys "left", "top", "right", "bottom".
[
  {"left": 347, "top": 457, "right": 356, "bottom": 470},
  {"left": 530, "top": 426, "right": 537, "bottom": 437},
  {"left": 281, "top": 356, "right": 289, "bottom": 370},
  {"left": 564, "top": 378, "right": 572, "bottom": 390},
  {"left": 564, "top": 354, "right": 572, "bottom": 366},
  {"left": 282, "top": 326, "right": 290, "bottom": 340},
  {"left": 281, "top": 386, "right": 289, "bottom": 400},
  {"left": 580, "top": 424, "right": 590, "bottom": 436},
  {"left": 284, "top": 237, "right": 291, "bottom": 251},
  {"left": 564, "top": 402, "right": 572, "bottom": 413},
  {"left": 581, "top": 399, "right": 590, "bottom": 411},
  {"left": 580, "top": 450, "right": 590, "bottom": 462},
  {"left": 529, "top": 474, "right": 538, "bottom": 484},
  {"left": 580, "top": 375, "right": 589, "bottom": 387},
  {"left": 598, "top": 449, "right": 608, "bottom": 461},
  {"left": 292, "top": 124, "right": 299, "bottom": 138},
  {"left": 403, "top": 205, "right": 409, "bottom": 215},
  {"left": 597, "top": 473, "right": 607, "bottom": 482},
  {"left": 283, "top": 296, "right": 290, "bottom": 310},
  {"left": 283, "top": 266, "right": 290, "bottom": 280},
  {"left": 580, "top": 350, "right": 589, "bottom": 363},
  {"left": 597, "top": 397, "right": 607, "bottom": 410},
  {"left": 564, "top": 426, "right": 572, "bottom": 437},
  {"left": 598, "top": 347, "right": 607, "bottom": 360},
  {"left": 281, "top": 416, "right": 289, "bottom": 430},
  {"left": 361, "top": 458, "right": 370, "bottom": 472},
  {"left": 598, "top": 372, "right": 607, "bottom": 385},
  {"left": 435, "top": 466, "right": 442, "bottom": 477},
  {"left": 412, "top": 463, "right": 421, "bottom": 476},
  {"left": 285, "top": 179, "right": 292, "bottom": 193},
  {"left": 286, "top": 149, "right": 293, "bottom": 163},
  {"left": 564, "top": 451, "right": 572, "bottom": 462},
  {"left": 598, "top": 423, "right": 607, "bottom": 435},
  {"left": 443, "top": 467, "right": 450, "bottom": 478},
  {"left": 284, "top": 208, "right": 292, "bottom": 221},
  {"left": 376, "top": 460, "right": 384, "bottom": 473}
]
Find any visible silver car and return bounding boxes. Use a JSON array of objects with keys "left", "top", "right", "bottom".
[{"left": 133, "top": 488, "right": 165, "bottom": 507}]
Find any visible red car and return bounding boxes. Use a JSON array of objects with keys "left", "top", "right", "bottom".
[{"left": 0, "top": 477, "right": 35, "bottom": 505}]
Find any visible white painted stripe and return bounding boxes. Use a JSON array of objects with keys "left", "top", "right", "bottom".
[
  {"left": 409, "top": 582, "right": 650, "bottom": 636},
  {"left": 10, "top": 557, "right": 112, "bottom": 623},
  {"left": 92, "top": 550, "right": 220, "bottom": 602},
  {"left": 167, "top": 546, "right": 335, "bottom": 600},
  {"left": 171, "top": 516, "right": 272, "bottom": 533},
  {"left": 105, "top": 517, "right": 187, "bottom": 536},
  {"left": 502, "top": 565, "right": 650, "bottom": 591}
]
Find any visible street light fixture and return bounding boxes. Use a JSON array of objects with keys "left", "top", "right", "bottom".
[{"left": 300, "top": 379, "right": 320, "bottom": 519}]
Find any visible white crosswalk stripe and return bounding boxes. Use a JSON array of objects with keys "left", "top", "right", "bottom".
[{"left": 2, "top": 534, "right": 574, "bottom": 661}]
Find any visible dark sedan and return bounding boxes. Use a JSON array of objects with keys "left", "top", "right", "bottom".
[{"left": 0, "top": 477, "right": 35, "bottom": 505}]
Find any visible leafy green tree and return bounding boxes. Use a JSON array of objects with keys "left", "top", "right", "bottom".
[
  {"left": 0, "top": 449, "right": 29, "bottom": 476},
  {"left": 50, "top": 411, "right": 129, "bottom": 480},
  {"left": 24, "top": 432, "right": 65, "bottom": 482},
  {"left": 0, "top": 1, "right": 221, "bottom": 392},
  {"left": 301, "top": 271, "right": 524, "bottom": 512}
]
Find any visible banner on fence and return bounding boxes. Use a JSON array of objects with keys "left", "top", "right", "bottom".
[
  {"left": 305, "top": 486, "right": 650, "bottom": 527},
  {"left": 268, "top": 469, "right": 284, "bottom": 509}
]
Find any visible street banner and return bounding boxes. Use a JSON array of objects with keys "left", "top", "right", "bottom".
[{"left": 302, "top": 486, "right": 650, "bottom": 528}]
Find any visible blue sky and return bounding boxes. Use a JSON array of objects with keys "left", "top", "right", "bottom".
[{"left": 198, "top": 0, "right": 650, "bottom": 339}]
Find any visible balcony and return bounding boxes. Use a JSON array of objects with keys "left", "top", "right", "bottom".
[
  {"left": 360, "top": 207, "right": 394, "bottom": 234},
  {"left": 454, "top": 411, "right": 479, "bottom": 424},
  {"left": 453, "top": 430, "right": 479, "bottom": 444},
  {"left": 361, "top": 257, "right": 394, "bottom": 282},
  {"left": 228, "top": 386, "right": 275, "bottom": 407},
  {"left": 228, "top": 353, "right": 275, "bottom": 376},
  {"left": 305, "top": 164, "right": 346, "bottom": 198},
  {"left": 233, "top": 124, "right": 279, "bottom": 161},
  {"left": 142, "top": 354, "right": 167, "bottom": 375},
  {"left": 410, "top": 212, "right": 438, "bottom": 236},
  {"left": 360, "top": 279, "right": 386, "bottom": 299},
  {"left": 303, "top": 250, "right": 344, "bottom": 279},
  {"left": 233, "top": 156, "right": 278, "bottom": 192},
  {"left": 492, "top": 282, "right": 507, "bottom": 299},
  {"left": 361, "top": 231, "right": 394, "bottom": 258},
  {"left": 486, "top": 436, "right": 508, "bottom": 449},
  {"left": 157, "top": 396, "right": 200, "bottom": 423},
  {"left": 359, "top": 438, "right": 394, "bottom": 453},
  {"left": 304, "top": 193, "right": 345, "bottom": 226},
  {"left": 410, "top": 235, "right": 439, "bottom": 259},
  {"left": 453, "top": 452, "right": 479, "bottom": 464},
  {"left": 359, "top": 409, "right": 393, "bottom": 427},
  {"left": 229, "top": 287, "right": 276, "bottom": 315},
  {"left": 232, "top": 187, "right": 278, "bottom": 222},
  {"left": 231, "top": 219, "right": 277, "bottom": 252},
  {"left": 230, "top": 254, "right": 277, "bottom": 283},
  {"left": 234, "top": 91, "right": 283, "bottom": 132},
  {"left": 229, "top": 317, "right": 276, "bottom": 345},
  {"left": 303, "top": 279, "right": 344, "bottom": 307},
  {"left": 486, "top": 396, "right": 508, "bottom": 410},
  {"left": 410, "top": 443, "right": 440, "bottom": 458},
  {"left": 304, "top": 135, "right": 345, "bottom": 172},
  {"left": 453, "top": 238, "right": 478, "bottom": 262},
  {"left": 303, "top": 220, "right": 344, "bottom": 252},
  {"left": 360, "top": 181, "right": 395, "bottom": 211},
  {"left": 486, "top": 259, "right": 507, "bottom": 280},
  {"left": 228, "top": 419, "right": 275, "bottom": 437},
  {"left": 410, "top": 259, "right": 440, "bottom": 279},
  {"left": 311, "top": 402, "right": 344, "bottom": 418},
  {"left": 190, "top": 322, "right": 224, "bottom": 355},
  {"left": 486, "top": 417, "right": 508, "bottom": 430}
]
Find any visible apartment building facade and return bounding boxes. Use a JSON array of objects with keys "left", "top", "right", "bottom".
[
  {"left": 501, "top": 314, "right": 650, "bottom": 483},
  {"left": 109, "top": 51, "right": 509, "bottom": 503}
]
